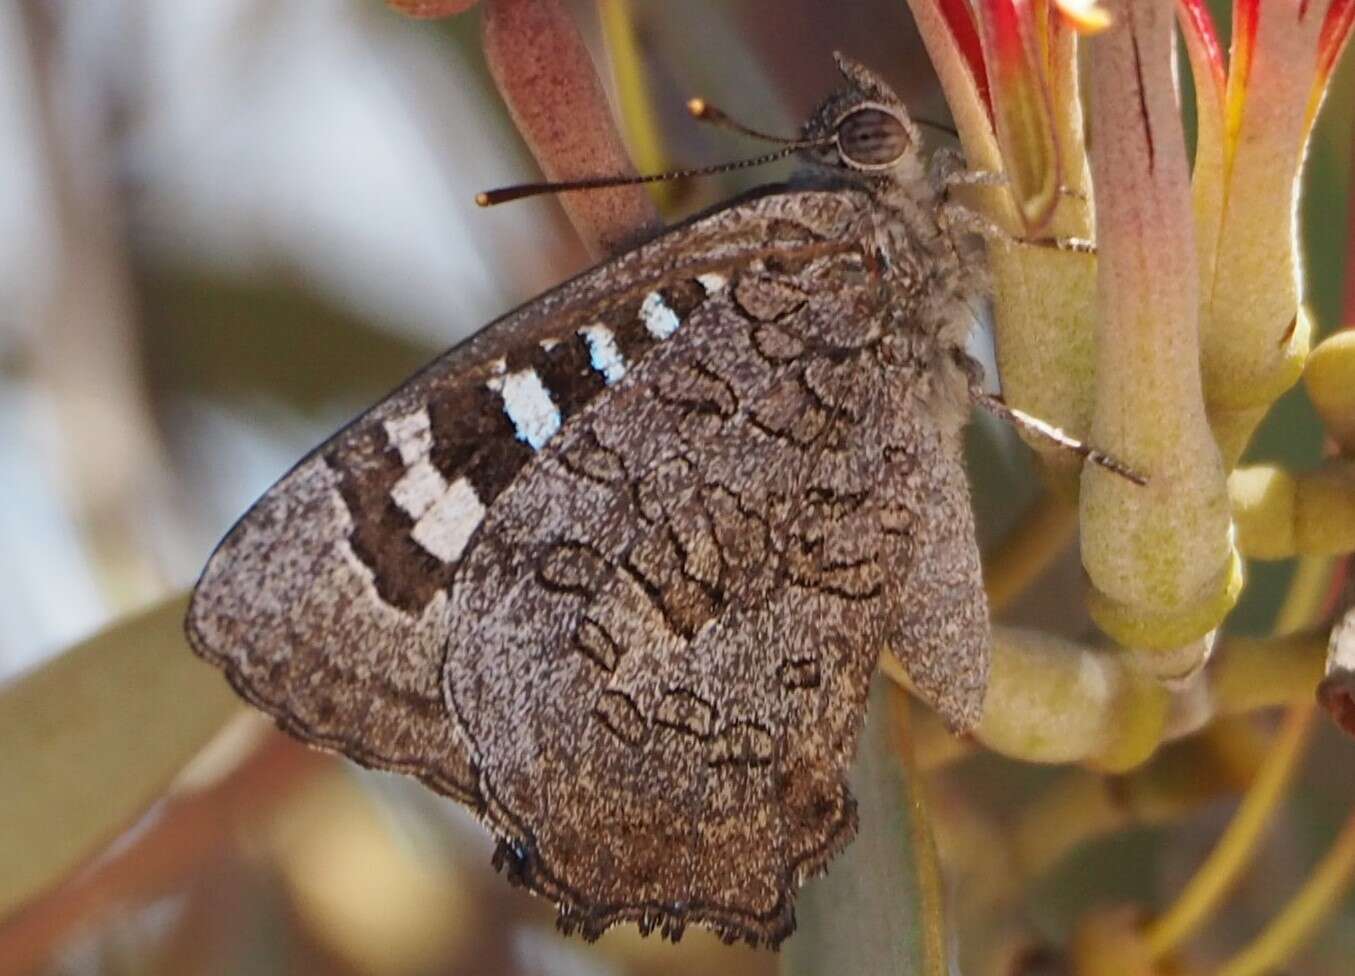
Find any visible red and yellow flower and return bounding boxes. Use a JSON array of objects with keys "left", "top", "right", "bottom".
[{"left": 908, "top": 0, "right": 1355, "bottom": 673}]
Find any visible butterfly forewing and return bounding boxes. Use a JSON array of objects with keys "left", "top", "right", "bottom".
[{"left": 187, "top": 188, "right": 880, "bottom": 807}]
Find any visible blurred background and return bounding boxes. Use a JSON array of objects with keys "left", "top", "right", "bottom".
[{"left": 0, "top": 1, "right": 1352, "bottom": 974}]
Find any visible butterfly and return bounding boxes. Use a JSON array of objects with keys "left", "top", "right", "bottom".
[{"left": 187, "top": 54, "right": 996, "bottom": 948}]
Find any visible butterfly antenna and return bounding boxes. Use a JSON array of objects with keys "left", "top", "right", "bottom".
[
  {"left": 475, "top": 139, "right": 830, "bottom": 208},
  {"left": 915, "top": 117, "right": 960, "bottom": 140},
  {"left": 690, "top": 95, "right": 959, "bottom": 143},
  {"left": 685, "top": 98, "right": 807, "bottom": 145}
]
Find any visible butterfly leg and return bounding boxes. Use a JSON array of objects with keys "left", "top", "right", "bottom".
[
  {"left": 928, "top": 145, "right": 1004, "bottom": 190},
  {"left": 932, "top": 150, "right": 1094, "bottom": 253},
  {"left": 931, "top": 146, "right": 1089, "bottom": 204},
  {"left": 940, "top": 199, "right": 1096, "bottom": 254},
  {"left": 946, "top": 348, "right": 1143, "bottom": 482},
  {"left": 968, "top": 381, "right": 1147, "bottom": 485}
]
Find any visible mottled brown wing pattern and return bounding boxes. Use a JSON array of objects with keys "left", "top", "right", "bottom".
[
  {"left": 881, "top": 430, "right": 989, "bottom": 729},
  {"left": 184, "top": 45, "right": 1006, "bottom": 950},
  {"left": 443, "top": 214, "right": 988, "bottom": 945},
  {"left": 187, "top": 181, "right": 990, "bottom": 948},
  {"left": 185, "top": 188, "right": 871, "bottom": 810}
]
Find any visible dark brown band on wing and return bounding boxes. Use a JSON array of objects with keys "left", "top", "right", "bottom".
[
  {"left": 321, "top": 197, "right": 851, "bottom": 619},
  {"left": 328, "top": 431, "right": 456, "bottom": 614}
]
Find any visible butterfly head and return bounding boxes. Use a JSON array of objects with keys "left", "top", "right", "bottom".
[{"left": 801, "top": 54, "right": 924, "bottom": 183}]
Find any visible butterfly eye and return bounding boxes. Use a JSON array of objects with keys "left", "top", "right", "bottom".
[{"left": 835, "top": 107, "right": 911, "bottom": 170}]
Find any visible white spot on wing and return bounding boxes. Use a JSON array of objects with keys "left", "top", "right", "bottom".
[
  {"left": 539, "top": 338, "right": 560, "bottom": 352},
  {"left": 578, "top": 323, "right": 627, "bottom": 385},
  {"left": 411, "top": 477, "right": 485, "bottom": 563},
  {"left": 391, "top": 459, "right": 447, "bottom": 520},
  {"left": 697, "top": 272, "right": 727, "bottom": 294},
  {"left": 489, "top": 368, "right": 561, "bottom": 450},
  {"left": 383, "top": 410, "right": 432, "bottom": 466},
  {"left": 376, "top": 408, "right": 488, "bottom": 565},
  {"left": 640, "top": 291, "right": 680, "bottom": 340}
]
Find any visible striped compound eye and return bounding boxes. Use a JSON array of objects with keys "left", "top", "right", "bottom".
[{"left": 834, "top": 106, "right": 911, "bottom": 171}]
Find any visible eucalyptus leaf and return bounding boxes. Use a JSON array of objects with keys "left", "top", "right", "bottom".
[
  {"left": 782, "top": 677, "right": 950, "bottom": 975},
  {"left": 0, "top": 593, "right": 240, "bottom": 917}
]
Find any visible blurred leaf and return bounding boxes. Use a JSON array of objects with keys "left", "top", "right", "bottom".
[
  {"left": 142, "top": 272, "right": 434, "bottom": 413},
  {"left": 781, "top": 680, "right": 948, "bottom": 975},
  {"left": 0, "top": 593, "right": 240, "bottom": 917}
]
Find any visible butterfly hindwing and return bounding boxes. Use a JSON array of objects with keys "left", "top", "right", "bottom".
[
  {"left": 441, "top": 204, "right": 987, "bottom": 945},
  {"left": 881, "top": 428, "right": 989, "bottom": 730}
]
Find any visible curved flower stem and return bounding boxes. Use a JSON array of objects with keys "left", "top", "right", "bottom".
[
  {"left": 1210, "top": 630, "right": 1328, "bottom": 717},
  {"left": 1080, "top": 0, "right": 1235, "bottom": 666},
  {"left": 481, "top": 0, "right": 659, "bottom": 258},
  {"left": 1012, "top": 716, "right": 1270, "bottom": 880},
  {"left": 1215, "top": 807, "right": 1355, "bottom": 976},
  {"left": 1305, "top": 330, "right": 1355, "bottom": 455},
  {"left": 904, "top": 625, "right": 1325, "bottom": 770},
  {"left": 1230, "top": 460, "right": 1355, "bottom": 560},
  {"left": 1142, "top": 703, "right": 1316, "bottom": 960},
  {"left": 976, "top": 627, "right": 1170, "bottom": 771},
  {"left": 1012, "top": 772, "right": 1129, "bottom": 880}
]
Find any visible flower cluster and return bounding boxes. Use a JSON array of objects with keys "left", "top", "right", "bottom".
[{"left": 910, "top": 0, "right": 1354, "bottom": 683}]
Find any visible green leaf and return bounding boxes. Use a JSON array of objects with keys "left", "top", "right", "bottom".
[
  {"left": 0, "top": 593, "right": 241, "bottom": 917},
  {"left": 781, "top": 678, "right": 949, "bottom": 975}
]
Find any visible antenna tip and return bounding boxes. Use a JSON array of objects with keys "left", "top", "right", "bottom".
[
  {"left": 687, "top": 97, "right": 707, "bottom": 118},
  {"left": 474, "top": 191, "right": 491, "bottom": 207}
]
